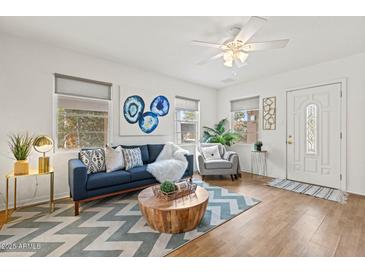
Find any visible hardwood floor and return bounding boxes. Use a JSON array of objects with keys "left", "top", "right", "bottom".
[
  {"left": 1, "top": 172, "right": 365, "bottom": 256},
  {"left": 168, "top": 173, "right": 365, "bottom": 256}
]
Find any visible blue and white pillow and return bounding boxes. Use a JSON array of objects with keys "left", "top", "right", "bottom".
[
  {"left": 80, "top": 148, "right": 106, "bottom": 174},
  {"left": 122, "top": 147, "right": 143, "bottom": 170}
]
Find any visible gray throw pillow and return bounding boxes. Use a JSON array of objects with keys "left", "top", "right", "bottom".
[
  {"left": 80, "top": 148, "right": 106, "bottom": 174},
  {"left": 123, "top": 147, "right": 143, "bottom": 170}
]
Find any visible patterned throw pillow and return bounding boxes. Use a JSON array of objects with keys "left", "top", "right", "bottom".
[
  {"left": 80, "top": 148, "right": 106, "bottom": 174},
  {"left": 122, "top": 147, "right": 143, "bottom": 170}
]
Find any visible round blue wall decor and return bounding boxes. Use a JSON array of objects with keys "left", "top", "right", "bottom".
[
  {"left": 123, "top": 95, "right": 145, "bottom": 124},
  {"left": 138, "top": 111, "right": 159, "bottom": 134},
  {"left": 150, "top": 95, "right": 170, "bottom": 116}
]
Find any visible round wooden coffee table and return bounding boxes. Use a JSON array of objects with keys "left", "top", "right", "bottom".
[{"left": 138, "top": 185, "right": 209, "bottom": 234}]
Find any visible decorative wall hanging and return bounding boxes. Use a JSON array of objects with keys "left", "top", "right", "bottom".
[
  {"left": 139, "top": 111, "right": 159, "bottom": 134},
  {"left": 123, "top": 95, "right": 145, "bottom": 124},
  {"left": 150, "top": 96, "right": 170, "bottom": 116},
  {"left": 120, "top": 87, "right": 171, "bottom": 136},
  {"left": 263, "top": 96, "right": 276, "bottom": 130}
]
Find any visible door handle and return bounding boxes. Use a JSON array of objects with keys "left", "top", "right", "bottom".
[{"left": 287, "top": 135, "right": 293, "bottom": 144}]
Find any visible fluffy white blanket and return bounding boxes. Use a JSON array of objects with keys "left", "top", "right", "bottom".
[{"left": 147, "top": 142, "right": 189, "bottom": 183}]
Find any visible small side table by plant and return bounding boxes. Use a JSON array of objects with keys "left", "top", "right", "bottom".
[
  {"left": 251, "top": 150, "right": 267, "bottom": 176},
  {"left": 4, "top": 168, "right": 55, "bottom": 223}
]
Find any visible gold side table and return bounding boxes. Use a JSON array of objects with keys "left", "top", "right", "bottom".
[{"left": 4, "top": 168, "right": 55, "bottom": 223}]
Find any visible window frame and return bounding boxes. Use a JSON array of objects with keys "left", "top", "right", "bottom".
[
  {"left": 174, "top": 97, "right": 200, "bottom": 146},
  {"left": 230, "top": 95, "right": 260, "bottom": 145},
  {"left": 52, "top": 75, "right": 113, "bottom": 153}
]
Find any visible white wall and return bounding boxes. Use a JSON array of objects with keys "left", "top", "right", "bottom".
[
  {"left": 0, "top": 33, "right": 217, "bottom": 209},
  {"left": 217, "top": 52, "right": 365, "bottom": 195},
  {"left": 1, "top": 31, "right": 364, "bottom": 211}
]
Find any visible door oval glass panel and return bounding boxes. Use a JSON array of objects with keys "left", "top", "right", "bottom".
[{"left": 305, "top": 103, "right": 317, "bottom": 154}]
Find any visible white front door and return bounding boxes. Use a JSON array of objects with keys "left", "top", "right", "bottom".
[{"left": 287, "top": 83, "right": 342, "bottom": 188}]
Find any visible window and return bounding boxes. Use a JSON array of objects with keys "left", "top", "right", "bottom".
[
  {"left": 175, "top": 97, "right": 200, "bottom": 145},
  {"left": 305, "top": 103, "right": 318, "bottom": 154},
  {"left": 55, "top": 74, "right": 112, "bottom": 150},
  {"left": 230, "top": 96, "right": 259, "bottom": 144}
]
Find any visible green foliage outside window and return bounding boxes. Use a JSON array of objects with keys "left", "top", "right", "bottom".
[{"left": 57, "top": 108, "right": 108, "bottom": 150}]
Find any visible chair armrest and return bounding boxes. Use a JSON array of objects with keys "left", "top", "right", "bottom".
[
  {"left": 226, "top": 153, "right": 239, "bottom": 175},
  {"left": 68, "top": 159, "right": 88, "bottom": 201},
  {"left": 184, "top": 154, "right": 194, "bottom": 177},
  {"left": 196, "top": 153, "right": 206, "bottom": 174},
  {"left": 223, "top": 151, "right": 238, "bottom": 161}
]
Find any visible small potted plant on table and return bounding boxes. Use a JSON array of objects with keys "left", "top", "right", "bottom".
[
  {"left": 8, "top": 133, "right": 33, "bottom": 175},
  {"left": 254, "top": 141, "right": 263, "bottom": 152}
]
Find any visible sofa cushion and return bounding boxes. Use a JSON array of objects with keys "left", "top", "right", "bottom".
[
  {"left": 148, "top": 144, "right": 164, "bottom": 163},
  {"left": 204, "top": 160, "right": 232, "bottom": 169},
  {"left": 87, "top": 170, "right": 131, "bottom": 190},
  {"left": 127, "top": 165, "right": 154, "bottom": 181},
  {"left": 121, "top": 145, "right": 149, "bottom": 164}
]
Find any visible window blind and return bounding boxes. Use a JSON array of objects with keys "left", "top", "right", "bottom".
[
  {"left": 175, "top": 96, "right": 199, "bottom": 111},
  {"left": 55, "top": 74, "right": 112, "bottom": 100},
  {"left": 57, "top": 95, "right": 109, "bottom": 112},
  {"left": 230, "top": 96, "right": 259, "bottom": 112}
]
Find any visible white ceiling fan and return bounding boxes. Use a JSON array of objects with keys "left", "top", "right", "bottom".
[{"left": 192, "top": 16, "right": 289, "bottom": 68}]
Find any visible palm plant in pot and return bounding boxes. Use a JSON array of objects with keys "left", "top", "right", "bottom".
[
  {"left": 202, "top": 118, "right": 240, "bottom": 147},
  {"left": 8, "top": 133, "right": 33, "bottom": 175}
]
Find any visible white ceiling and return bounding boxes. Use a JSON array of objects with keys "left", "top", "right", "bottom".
[{"left": 0, "top": 16, "right": 364, "bottom": 89}]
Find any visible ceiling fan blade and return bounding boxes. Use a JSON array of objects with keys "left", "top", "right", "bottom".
[
  {"left": 197, "top": 53, "right": 224, "bottom": 65},
  {"left": 242, "top": 39, "right": 289, "bottom": 52},
  {"left": 191, "top": 40, "right": 226, "bottom": 49},
  {"left": 234, "top": 16, "right": 267, "bottom": 44}
]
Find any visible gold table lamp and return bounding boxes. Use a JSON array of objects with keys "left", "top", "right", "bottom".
[{"left": 33, "top": 135, "right": 54, "bottom": 173}]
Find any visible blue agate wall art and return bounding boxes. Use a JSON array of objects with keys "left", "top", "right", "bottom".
[
  {"left": 123, "top": 95, "right": 145, "bottom": 124},
  {"left": 150, "top": 96, "right": 170, "bottom": 116},
  {"left": 122, "top": 95, "right": 170, "bottom": 134},
  {"left": 138, "top": 111, "right": 159, "bottom": 134}
]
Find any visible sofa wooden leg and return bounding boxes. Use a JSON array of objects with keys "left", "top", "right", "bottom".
[
  {"left": 74, "top": 201, "right": 80, "bottom": 216},
  {"left": 230, "top": 175, "right": 234, "bottom": 181},
  {"left": 201, "top": 175, "right": 205, "bottom": 181}
]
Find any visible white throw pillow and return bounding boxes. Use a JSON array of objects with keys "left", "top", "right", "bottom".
[
  {"left": 105, "top": 146, "right": 125, "bottom": 173},
  {"left": 201, "top": 145, "right": 222, "bottom": 160}
]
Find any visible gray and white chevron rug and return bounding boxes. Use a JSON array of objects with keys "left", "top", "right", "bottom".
[
  {"left": 268, "top": 178, "right": 347, "bottom": 203},
  {"left": 0, "top": 180, "right": 260, "bottom": 257}
]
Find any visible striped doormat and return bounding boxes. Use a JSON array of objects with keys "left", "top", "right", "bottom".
[{"left": 268, "top": 178, "right": 348, "bottom": 203}]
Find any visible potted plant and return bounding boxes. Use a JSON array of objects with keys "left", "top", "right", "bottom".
[
  {"left": 202, "top": 118, "right": 240, "bottom": 147},
  {"left": 160, "top": 180, "right": 177, "bottom": 194},
  {"left": 8, "top": 133, "right": 33, "bottom": 175},
  {"left": 254, "top": 141, "right": 263, "bottom": 152}
]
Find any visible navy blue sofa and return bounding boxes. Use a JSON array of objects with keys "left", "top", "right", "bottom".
[{"left": 68, "top": 144, "right": 194, "bottom": 215}]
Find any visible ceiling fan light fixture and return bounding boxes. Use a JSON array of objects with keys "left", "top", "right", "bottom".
[
  {"left": 237, "top": 51, "right": 248, "bottom": 63},
  {"left": 223, "top": 51, "right": 233, "bottom": 61},
  {"left": 224, "top": 60, "right": 233, "bottom": 67}
]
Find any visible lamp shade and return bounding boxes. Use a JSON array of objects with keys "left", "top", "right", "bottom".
[{"left": 33, "top": 136, "right": 54, "bottom": 154}]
